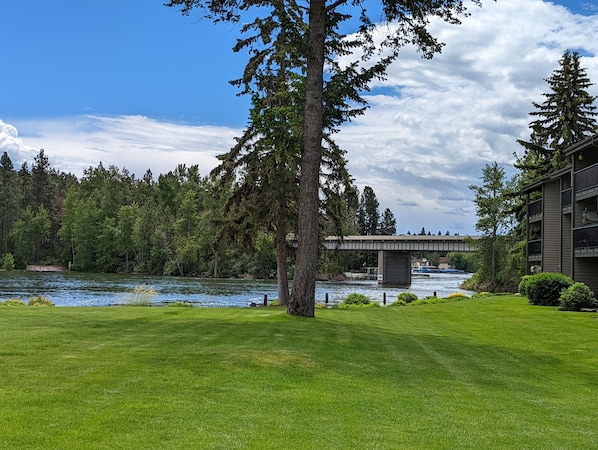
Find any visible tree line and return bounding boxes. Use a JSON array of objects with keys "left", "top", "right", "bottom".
[{"left": 0, "top": 151, "right": 402, "bottom": 278}]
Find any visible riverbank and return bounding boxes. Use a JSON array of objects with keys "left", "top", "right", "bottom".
[{"left": 26, "top": 264, "right": 68, "bottom": 272}]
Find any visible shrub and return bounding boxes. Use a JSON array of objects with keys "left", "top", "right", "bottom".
[
  {"left": 338, "top": 302, "right": 380, "bottom": 309},
  {"left": 2, "top": 253, "right": 15, "bottom": 271},
  {"left": 518, "top": 275, "right": 533, "bottom": 296},
  {"left": 397, "top": 292, "right": 418, "bottom": 304},
  {"left": 339, "top": 293, "right": 379, "bottom": 309},
  {"left": 389, "top": 299, "right": 406, "bottom": 307},
  {"left": 559, "top": 282, "right": 597, "bottom": 311},
  {"left": 342, "top": 293, "right": 371, "bottom": 305},
  {"left": 1, "top": 298, "right": 26, "bottom": 306},
  {"left": 28, "top": 296, "right": 55, "bottom": 307},
  {"left": 526, "top": 273, "right": 573, "bottom": 306},
  {"left": 411, "top": 296, "right": 444, "bottom": 306},
  {"left": 447, "top": 292, "right": 467, "bottom": 299}
]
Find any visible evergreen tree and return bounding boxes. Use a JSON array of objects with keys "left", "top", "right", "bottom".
[
  {"left": 379, "top": 208, "right": 397, "bottom": 235},
  {"left": 0, "top": 152, "right": 20, "bottom": 255},
  {"left": 167, "top": 0, "right": 487, "bottom": 317},
  {"left": 357, "top": 186, "right": 380, "bottom": 235},
  {"left": 516, "top": 50, "right": 597, "bottom": 180}
]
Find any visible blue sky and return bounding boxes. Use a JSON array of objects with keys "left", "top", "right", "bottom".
[{"left": 1, "top": 0, "right": 598, "bottom": 235}]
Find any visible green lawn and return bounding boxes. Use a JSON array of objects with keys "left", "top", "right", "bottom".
[{"left": 1, "top": 296, "right": 596, "bottom": 449}]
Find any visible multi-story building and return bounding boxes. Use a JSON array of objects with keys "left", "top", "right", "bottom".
[{"left": 523, "top": 134, "right": 598, "bottom": 294}]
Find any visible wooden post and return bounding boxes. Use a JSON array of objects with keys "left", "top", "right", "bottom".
[
  {"left": 383, "top": 292, "right": 386, "bottom": 305},
  {"left": 325, "top": 293, "right": 329, "bottom": 305},
  {"left": 263, "top": 294, "right": 268, "bottom": 306}
]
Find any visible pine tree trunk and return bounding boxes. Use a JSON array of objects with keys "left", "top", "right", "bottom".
[
  {"left": 276, "top": 223, "right": 290, "bottom": 306},
  {"left": 288, "top": 0, "right": 326, "bottom": 317}
]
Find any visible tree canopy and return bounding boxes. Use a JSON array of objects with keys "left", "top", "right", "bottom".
[{"left": 167, "top": 0, "right": 486, "bottom": 316}]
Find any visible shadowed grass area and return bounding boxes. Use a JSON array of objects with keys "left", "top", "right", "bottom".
[{"left": 0, "top": 296, "right": 597, "bottom": 449}]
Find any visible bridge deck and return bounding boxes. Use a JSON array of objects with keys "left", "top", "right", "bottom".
[{"left": 323, "top": 235, "right": 478, "bottom": 252}]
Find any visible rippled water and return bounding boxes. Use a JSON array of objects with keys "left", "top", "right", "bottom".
[{"left": 0, "top": 271, "right": 474, "bottom": 307}]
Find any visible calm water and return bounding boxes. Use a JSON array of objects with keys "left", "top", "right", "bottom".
[{"left": 0, "top": 271, "right": 474, "bottom": 307}]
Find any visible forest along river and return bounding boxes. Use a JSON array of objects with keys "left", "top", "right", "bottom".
[{"left": 0, "top": 271, "right": 474, "bottom": 307}]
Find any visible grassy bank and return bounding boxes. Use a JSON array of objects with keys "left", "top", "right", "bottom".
[{"left": 1, "top": 296, "right": 597, "bottom": 449}]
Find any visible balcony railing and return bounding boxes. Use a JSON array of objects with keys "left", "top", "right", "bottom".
[
  {"left": 527, "top": 199, "right": 542, "bottom": 217},
  {"left": 527, "top": 239, "right": 541, "bottom": 256},
  {"left": 574, "top": 163, "right": 598, "bottom": 193},
  {"left": 562, "top": 188, "right": 572, "bottom": 208},
  {"left": 574, "top": 225, "right": 598, "bottom": 252}
]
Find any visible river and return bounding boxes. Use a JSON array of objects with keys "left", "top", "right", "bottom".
[{"left": 0, "top": 271, "right": 474, "bottom": 307}]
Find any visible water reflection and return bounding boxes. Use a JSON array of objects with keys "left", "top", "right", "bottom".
[{"left": 0, "top": 271, "right": 473, "bottom": 307}]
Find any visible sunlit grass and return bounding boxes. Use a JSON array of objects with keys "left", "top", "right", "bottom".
[{"left": 0, "top": 296, "right": 596, "bottom": 449}]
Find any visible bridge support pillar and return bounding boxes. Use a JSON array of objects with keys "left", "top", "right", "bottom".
[{"left": 377, "top": 250, "right": 411, "bottom": 285}]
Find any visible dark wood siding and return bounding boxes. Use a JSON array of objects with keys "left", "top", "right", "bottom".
[
  {"left": 543, "top": 180, "right": 562, "bottom": 272},
  {"left": 561, "top": 213, "right": 572, "bottom": 277},
  {"left": 574, "top": 258, "right": 598, "bottom": 295}
]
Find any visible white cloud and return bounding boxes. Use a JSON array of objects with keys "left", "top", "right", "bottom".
[
  {"left": 0, "top": 119, "right": 38, "bottom": 166},
  {"left": 335, "top": 0, "right": 598, "bottom": 235},
  {"left": 3, "top": 0, "right": 598, "bottom": 237},
  {"left": 2, "top": 115, "right": 240, "bottom": 179}
]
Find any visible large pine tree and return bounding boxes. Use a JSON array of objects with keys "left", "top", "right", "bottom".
[
  {"left": 357, "top": 186, "right": 380, "bottom": 235},
  {"left": 516, "top": 50, "right": 597, "bottom": 181}
]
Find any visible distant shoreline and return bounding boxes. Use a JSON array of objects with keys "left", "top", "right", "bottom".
[{"left": 26, "top": 265, "right": 68, "bottom": 272}]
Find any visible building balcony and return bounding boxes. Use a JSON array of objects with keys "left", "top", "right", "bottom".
[
  {"left": 574, "top": 163, "right": 598, "bottom": 200},
  {"left": 574, "top": 225, "right": 598, "bottom": 257},
  {"left": 562, "top": 188, "right": 572, "bottom": 214},
  {"left": 527, "top": 239, "right": 542, "bottom": 261},
  {"left": 528, "top": 199, "right": 542, "bottom": 223}
]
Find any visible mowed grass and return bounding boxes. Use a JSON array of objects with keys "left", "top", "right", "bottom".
[{"left": 1, "top": 296, "right": 597, "bottom": 449}]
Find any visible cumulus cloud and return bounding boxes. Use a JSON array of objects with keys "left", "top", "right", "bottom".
[
  {"left": 0, "top": 119, "right": 37, "bottom": 166},
  {"left": 4, "top": 115, "right": 240, "bottom": 179},
  {"left": 3, "top": 0, "right": 598, "bottom": 236},
  {"left": 335, "top": 0, "right": 598, "bottom": 234}
]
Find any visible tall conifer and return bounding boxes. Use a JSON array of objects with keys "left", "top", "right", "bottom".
[{"left": 516, "top": 50, "right": 597, "bottom": 180}]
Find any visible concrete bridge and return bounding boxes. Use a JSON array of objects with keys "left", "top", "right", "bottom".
[{"left": 323, "top": 235, "right": 478, "bottom": 285}]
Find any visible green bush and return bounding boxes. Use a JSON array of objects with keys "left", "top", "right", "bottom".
[
  {"left": 410, "top": 297, "right": 444, "bottom": 306},
  {"left": 526, "top": 273, "right": 573, "bottom": 306},
  {"left": 397, "top": 292, "right": 418, "bottom": 304},
  {"left": 342, "top": 293, "right": 371, "bottom": 305},
  {"left": 389, "top": 299, "right": 406, "bottom": 307},
  {"left": 2, "top": 253, "right": 15, "bottom": 271},
  {"left": 339, "top": 293, "right": 379, "bottom": 309},
  {"left": 559, "top": 282, "right": 597, "bottom": 311},
  {"left": 518, "top": 275, "right": 533, "bottom": 296},
  {"left": 28, "top": 296, "right": 55, "bottom": 307},
  {"left": 1, "top": 298, "right": 26, "bottom": 306}
]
